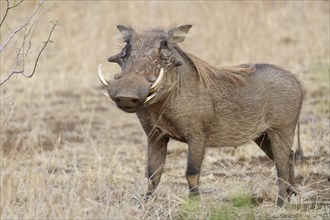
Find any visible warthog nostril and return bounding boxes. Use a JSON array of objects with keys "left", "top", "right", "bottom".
[
  {"left": 130, "top": 98, "right": 140, "bottom": 103},
  {"left": 114, "top": 95, "right": 142, "bottom": 109},
  {"left": 114, "top": 98, "right": 121, "bottom": 104}
]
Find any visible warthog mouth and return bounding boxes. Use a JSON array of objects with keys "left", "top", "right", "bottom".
[{"left": 98, "top": 64, "right": 165, "bottom": 105}]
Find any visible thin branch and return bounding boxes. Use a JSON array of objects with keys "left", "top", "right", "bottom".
[
  {"left": 15, "top": 19, "right": 39, "bottom": 72},
  {"left": 0, "top": 0, "right": 10, "bottom": 28},
  {"left": 0, "top": 20, "right": 59, "bottom": 86},
  {"left": 0, "top": 0, "right": 45, "bottom": 53},
  {"left": 0, "top": 72, "right": 15, "bottom": 86},
  {"left": 8, "top": 0, "right": 25, "bottom": 9},
  {"left": 0, "top": 0, "right": 24, "bottom": 28},
  {"left": 22, "top": 20, "right": 58, "bottom": 78},
  {"left": 25, "top": 20, "right": 39, "bottom": 57}
]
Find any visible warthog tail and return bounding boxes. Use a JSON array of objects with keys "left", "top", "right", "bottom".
[{"left": 295, "top": 122, "right": 304, "bottom": 164}]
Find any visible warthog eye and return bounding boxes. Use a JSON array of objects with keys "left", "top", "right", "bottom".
[
  {"left": 121, "top": 50, "right": 127, "bottom": 58},
  {"left": 160, "top": 40, "right": 168, "bottom": 49},
  {"left": 121, "top": 42, "right": 131, "bottom": 59}
]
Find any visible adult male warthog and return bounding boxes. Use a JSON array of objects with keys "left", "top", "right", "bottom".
[{"left": 98, "top": 25, "right": 304, "bottom": 206}]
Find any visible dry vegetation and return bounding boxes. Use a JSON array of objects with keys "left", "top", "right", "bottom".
[{"left": 1, "top": 1, "right": 329, "bottom": 219}]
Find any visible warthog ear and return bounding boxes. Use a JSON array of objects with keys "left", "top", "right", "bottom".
[
  {"left": 169, "top": 24, "right": 192, "bottom": 43},
  {"left": 117, "top": 25, "right": 135, "bottom": 41}
]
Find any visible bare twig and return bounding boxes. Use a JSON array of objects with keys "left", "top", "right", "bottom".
[
  {"left": 0, "top": 0, "right": 24, "bottom": 28},
  {"left": 0, "top": 20, "right": 58, "bottom": 86},
  {"left": 0, "top": 0, "right": 45, "bottom": 53},
  {"left": 24, "top": 21, "right": 58, "bottom": 78},
  {"left": 0, "top": 0, "right": 59, "bottom": 86}
]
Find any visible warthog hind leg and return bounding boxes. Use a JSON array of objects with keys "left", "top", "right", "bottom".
[
  {"left": 255, "top": 131, "right": 298, "bottom": 203},
  {"left": 254, "top": 132, "right": 274, "bottom": 160},
  {"left": 287, "top": 150, "right": 298, "bottom": 198},
  {"left": 268, "top": 127, "right": 295, "bottom": 207}
]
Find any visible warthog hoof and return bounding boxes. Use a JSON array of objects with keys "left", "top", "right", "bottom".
[
  {"left": 144, "top": 190, "right": 156, "bottom": 203},
  {"left": 286, "top": 186, "right": 298, "bottom": 197},
  {"left": 188, "top": 187, "right": 200, "bottom": 198},
  {"left": 294, "top": 149, "right": 304, "bottom": 165}
]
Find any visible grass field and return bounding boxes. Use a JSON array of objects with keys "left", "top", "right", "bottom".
[{"left": 1, "top": 1, "right": 329, "bottom": 219}]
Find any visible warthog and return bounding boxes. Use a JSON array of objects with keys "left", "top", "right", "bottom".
[{"left": 98, "top": 25, "right": 304, "bottom": 206}]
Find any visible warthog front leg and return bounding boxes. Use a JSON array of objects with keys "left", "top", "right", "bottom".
[
  {"left": 186, "top": 141, "right": 205, "bottom": 196},
  {"left": 145, "top": 136, "right": 169, "bottom": 200}
]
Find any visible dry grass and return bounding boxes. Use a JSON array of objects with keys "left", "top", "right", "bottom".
[{"left": 1, "top": 1, "right": 329, "bottom": 219}]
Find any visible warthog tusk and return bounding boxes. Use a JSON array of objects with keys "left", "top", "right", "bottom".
[
  {"left": 144, "top": 93, "right": 157, "bottom": 103},
  {"left": 98, "top": 64, "right": 108, "bottom": 86},
  {"left": 144, "top": 68, "right": 165, "bottom": 103},
  {"left": 149, "top": 68, "right": 164, "bottom": 93},
  {"left": 102, "top": 89, "right": 110, "bottom": 98}
]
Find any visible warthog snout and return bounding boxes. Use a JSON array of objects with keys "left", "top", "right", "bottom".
[
  {"left": 98, "top": 62, "right": 165, "bottom": 113},
  {"left": 106, "top": 76, "right": 151, "bottom": 112},
  {"left": 112, "top": 92, "right": 142, "bottom": 112}
]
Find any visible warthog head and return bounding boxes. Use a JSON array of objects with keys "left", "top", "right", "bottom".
[{"left": 98, "top": 25, "right": 192, "bottom": 113}]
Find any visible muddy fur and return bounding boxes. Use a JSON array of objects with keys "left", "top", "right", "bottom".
[{"left": 104, "top": 25, "right": 304, "bottom": 206}]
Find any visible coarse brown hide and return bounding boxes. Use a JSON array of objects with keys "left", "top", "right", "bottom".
[{"left": 98, "top": 25, "right": 304, "bottom": 207}]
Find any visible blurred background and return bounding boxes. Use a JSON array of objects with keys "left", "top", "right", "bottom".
[{"left": 1, "top": 1, "right": 329, "bottom": 218}]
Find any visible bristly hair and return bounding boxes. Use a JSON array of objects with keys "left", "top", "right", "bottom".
[{"left": 174, "top": 45, "right": 256, "bottom": 87}]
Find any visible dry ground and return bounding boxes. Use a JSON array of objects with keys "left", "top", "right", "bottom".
[{"left": 1, "top": 1, "right": 329, "bottom": 219}]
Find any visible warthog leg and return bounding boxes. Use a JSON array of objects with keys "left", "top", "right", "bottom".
[
  {"left": 268, "top": 127, "right": 295, "bottom": 207},
  {"left": 186, "top": 140, "right": 205, "bottom": 197},
  {"left": 254, "top": 132, "right": 274, "bottom": 160},
  {"left": 287, "top": 150, "right": 298, "bottom": 197},
  {"left": 145, "top": 136, "right": 169, "bottom": 201},
  {"left": 254, "top": 132, "right": 298, "bottom": 200}
]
